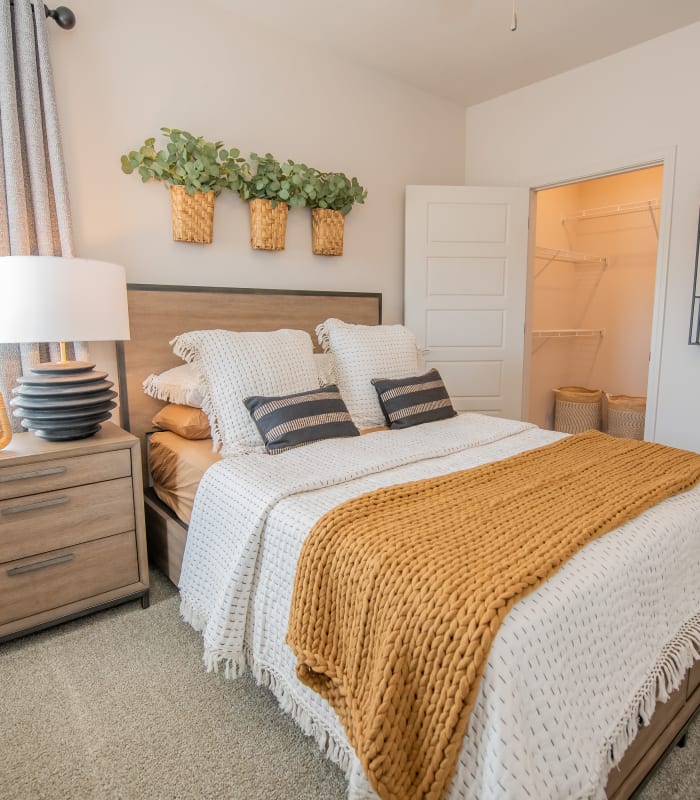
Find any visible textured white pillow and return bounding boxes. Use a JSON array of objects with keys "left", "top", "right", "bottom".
[
  {"left": 172, "top": 328, "right": 319, "bottom": 454},
  {"left": 142, "top": 364, "right": 204, "bottom": 408},
  {"left": 316, "top": 318, "right": 421, "bottom": 428}
]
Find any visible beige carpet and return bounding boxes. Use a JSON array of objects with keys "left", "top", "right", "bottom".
[{"left": 1, "top": 568, "right": 697, "bottom": 800}]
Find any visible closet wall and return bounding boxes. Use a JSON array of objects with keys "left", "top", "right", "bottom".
[{"left": 529, "top": 166, "right": 663, "bottom": 430}]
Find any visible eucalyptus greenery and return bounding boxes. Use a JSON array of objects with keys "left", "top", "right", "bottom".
[
  {"left": 305, "top": 170, "right": 367, "bottom": 216},
  {"left": 120, "top": 127, "right": 248, "bottom": 196},
  {"left": 120, "top": 130, "right": 368, "bottom": 217},
  {"left": 237, "top": 152, "right": 310, "bottom": 208}
]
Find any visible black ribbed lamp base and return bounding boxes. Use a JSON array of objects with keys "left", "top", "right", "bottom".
[{"left": 10, "top": 361, "right": 117, "bottom": 441}]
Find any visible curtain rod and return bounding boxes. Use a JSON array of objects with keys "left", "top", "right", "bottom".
[{"left": 9, "top": 2, "right": 76, "bottom": 30}]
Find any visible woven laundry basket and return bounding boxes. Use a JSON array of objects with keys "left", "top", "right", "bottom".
[
  {"left": 170, "top": 186, "right": 215, "bottom": 244},
  {"left": 553, "top": 386, "right": 602, "bottom": 434},
  {"left": 606, "top": 394, "right": 646, "bottom": 440}
]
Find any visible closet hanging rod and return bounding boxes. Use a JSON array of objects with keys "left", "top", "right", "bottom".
[
  {"left": 562, "top": 199, "right": 660, "bottom": 223},
  {"left": 9, "top": 2, "right": 76, "bottom": 30}
]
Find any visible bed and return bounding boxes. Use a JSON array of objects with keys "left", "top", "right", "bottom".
[{"left": 116, "top": 284, "right": 700, "bottom": 800}]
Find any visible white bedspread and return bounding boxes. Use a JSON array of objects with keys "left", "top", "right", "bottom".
[{"left": 179, "top": 414, "right": 700, "bottom": 800}]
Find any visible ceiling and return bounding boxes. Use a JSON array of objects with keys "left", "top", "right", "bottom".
[{"left": 222, "top": 0, "right": 700, "bottom": 106}]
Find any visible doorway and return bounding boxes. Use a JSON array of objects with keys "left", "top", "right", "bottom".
[{"left": 527, "top": 165, "right": 663, "bottom": 433}]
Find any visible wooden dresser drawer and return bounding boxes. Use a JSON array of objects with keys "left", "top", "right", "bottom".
[
  {"left": 0, "top": 477, "right": 135, "bottom": 562},
  {"left": 0, "top": 531, "right": 139, "bottom": 626},
  {"left": 0, "top": 449, "right": 131, "bottom": 501}
]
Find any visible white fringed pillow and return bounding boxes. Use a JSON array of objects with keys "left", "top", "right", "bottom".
[
  {"left": 172, "top": 329, "right": 319, "bottom": 455},
  {"left": 316, "top": 318, "right": 422, "bottom": 428},
  {"left": 143, "top": 364, "right": 204, "bottom": 408}
]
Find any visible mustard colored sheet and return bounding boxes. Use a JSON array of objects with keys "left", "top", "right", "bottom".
[{"left": 149, "top": 431, "right": 221, "bottom": 525}]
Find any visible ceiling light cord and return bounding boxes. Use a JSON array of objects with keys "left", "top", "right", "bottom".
[{"left": 511, "top": 0, "right": 518, "bottom": 31}]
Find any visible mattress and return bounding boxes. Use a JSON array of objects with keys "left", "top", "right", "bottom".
[
  {"left": 148, "top": 427, "right": 385, "bottom": 525},
  {"left": 148, "top": 431, "right": 221, "bottom": 525}
]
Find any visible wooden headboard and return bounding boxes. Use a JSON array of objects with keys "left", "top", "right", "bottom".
[{"left": 115, "top": 284, "right": 382, "bottom": 465}]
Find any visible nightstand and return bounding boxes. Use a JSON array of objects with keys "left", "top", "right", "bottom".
[{"left": 0, "top": 422, "right": 149, "bottom": 643}]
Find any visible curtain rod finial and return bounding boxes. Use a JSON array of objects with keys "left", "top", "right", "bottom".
[{"left": 45, "top": 5, "right": 76, "bottom": 30}]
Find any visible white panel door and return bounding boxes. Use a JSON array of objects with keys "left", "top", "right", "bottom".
[{"left": 405, "top": 185, "right": 530, "bottom": 419}]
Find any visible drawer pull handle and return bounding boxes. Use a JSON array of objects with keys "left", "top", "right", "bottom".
[
  {"left": 7, "top": 553, "right": 75, "bottom": 576},
  {"left": 1, "top": 496, "right": 69, "bottom": 516},
  {"left": 0, "top": 465, "right": 67, "bottom": 483}
]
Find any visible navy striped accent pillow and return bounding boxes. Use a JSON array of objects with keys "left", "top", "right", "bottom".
[
  {"left": 371, "top": 369, "right": 456, "bottom": 429},
  {"left": 243, "top": 384, "right": 360, "bottom": 454}
]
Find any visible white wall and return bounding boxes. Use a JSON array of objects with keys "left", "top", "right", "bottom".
[
  {"left": 465, "top": 22, "right": 700, "bottom": 452},
  {"left": 529, "top": 183, "right": 582, "bottom": 428},
  {"left": 573, "top": 168, "right": 662, "bottom": 397},
  {"left": 46, "top": 0, "right": 465, "bottom": 382}
]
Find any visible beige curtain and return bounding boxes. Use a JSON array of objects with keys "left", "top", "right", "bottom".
[{"left": 0, "top": 0, "right": 81, "bottom": 431}]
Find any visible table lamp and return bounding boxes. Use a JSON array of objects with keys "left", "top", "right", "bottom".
[{"left": 0, "top": 256, "right": 130, "bottom": 441}]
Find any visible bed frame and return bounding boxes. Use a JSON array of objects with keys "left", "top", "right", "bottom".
[{"left": 115, "top": 283, "right": 698, "bottom": 800}]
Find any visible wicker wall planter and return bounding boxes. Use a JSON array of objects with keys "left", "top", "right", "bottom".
[
  {"left": 311, "top": 208, "right": 345, "bottom": 256},
  {"left": 249, "top": 198, "right": 288, "bottom": 251},
  {"left": 553, "top": 386, "right": 602, "bottom": 434},
  {"left": 606, "top": 394, "right": 646, "bottom": 440},
  {"left": 170, "top": 185, "right": 215, "bottom": 244}
]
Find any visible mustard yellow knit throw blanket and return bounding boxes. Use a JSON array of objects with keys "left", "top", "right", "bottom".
[{"left": 286, "top": 431, "right": 700, "bottom": 800}]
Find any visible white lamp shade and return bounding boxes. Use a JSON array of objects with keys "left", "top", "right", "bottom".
[{"left": 0, "top": 256, "right": 130, "bottom": 343}]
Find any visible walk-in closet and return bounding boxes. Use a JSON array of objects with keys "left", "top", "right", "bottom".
[{"left": 528, "top": 166, "right": 663, "bottom": 434}]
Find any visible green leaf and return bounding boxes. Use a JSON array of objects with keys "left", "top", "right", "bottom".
[{"left": 123, "top": 129, "right": 296, "bottom": 203}]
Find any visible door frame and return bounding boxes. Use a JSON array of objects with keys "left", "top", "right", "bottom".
[{"left": 524, "top": 145, "right": 676, "bottom": 442}]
